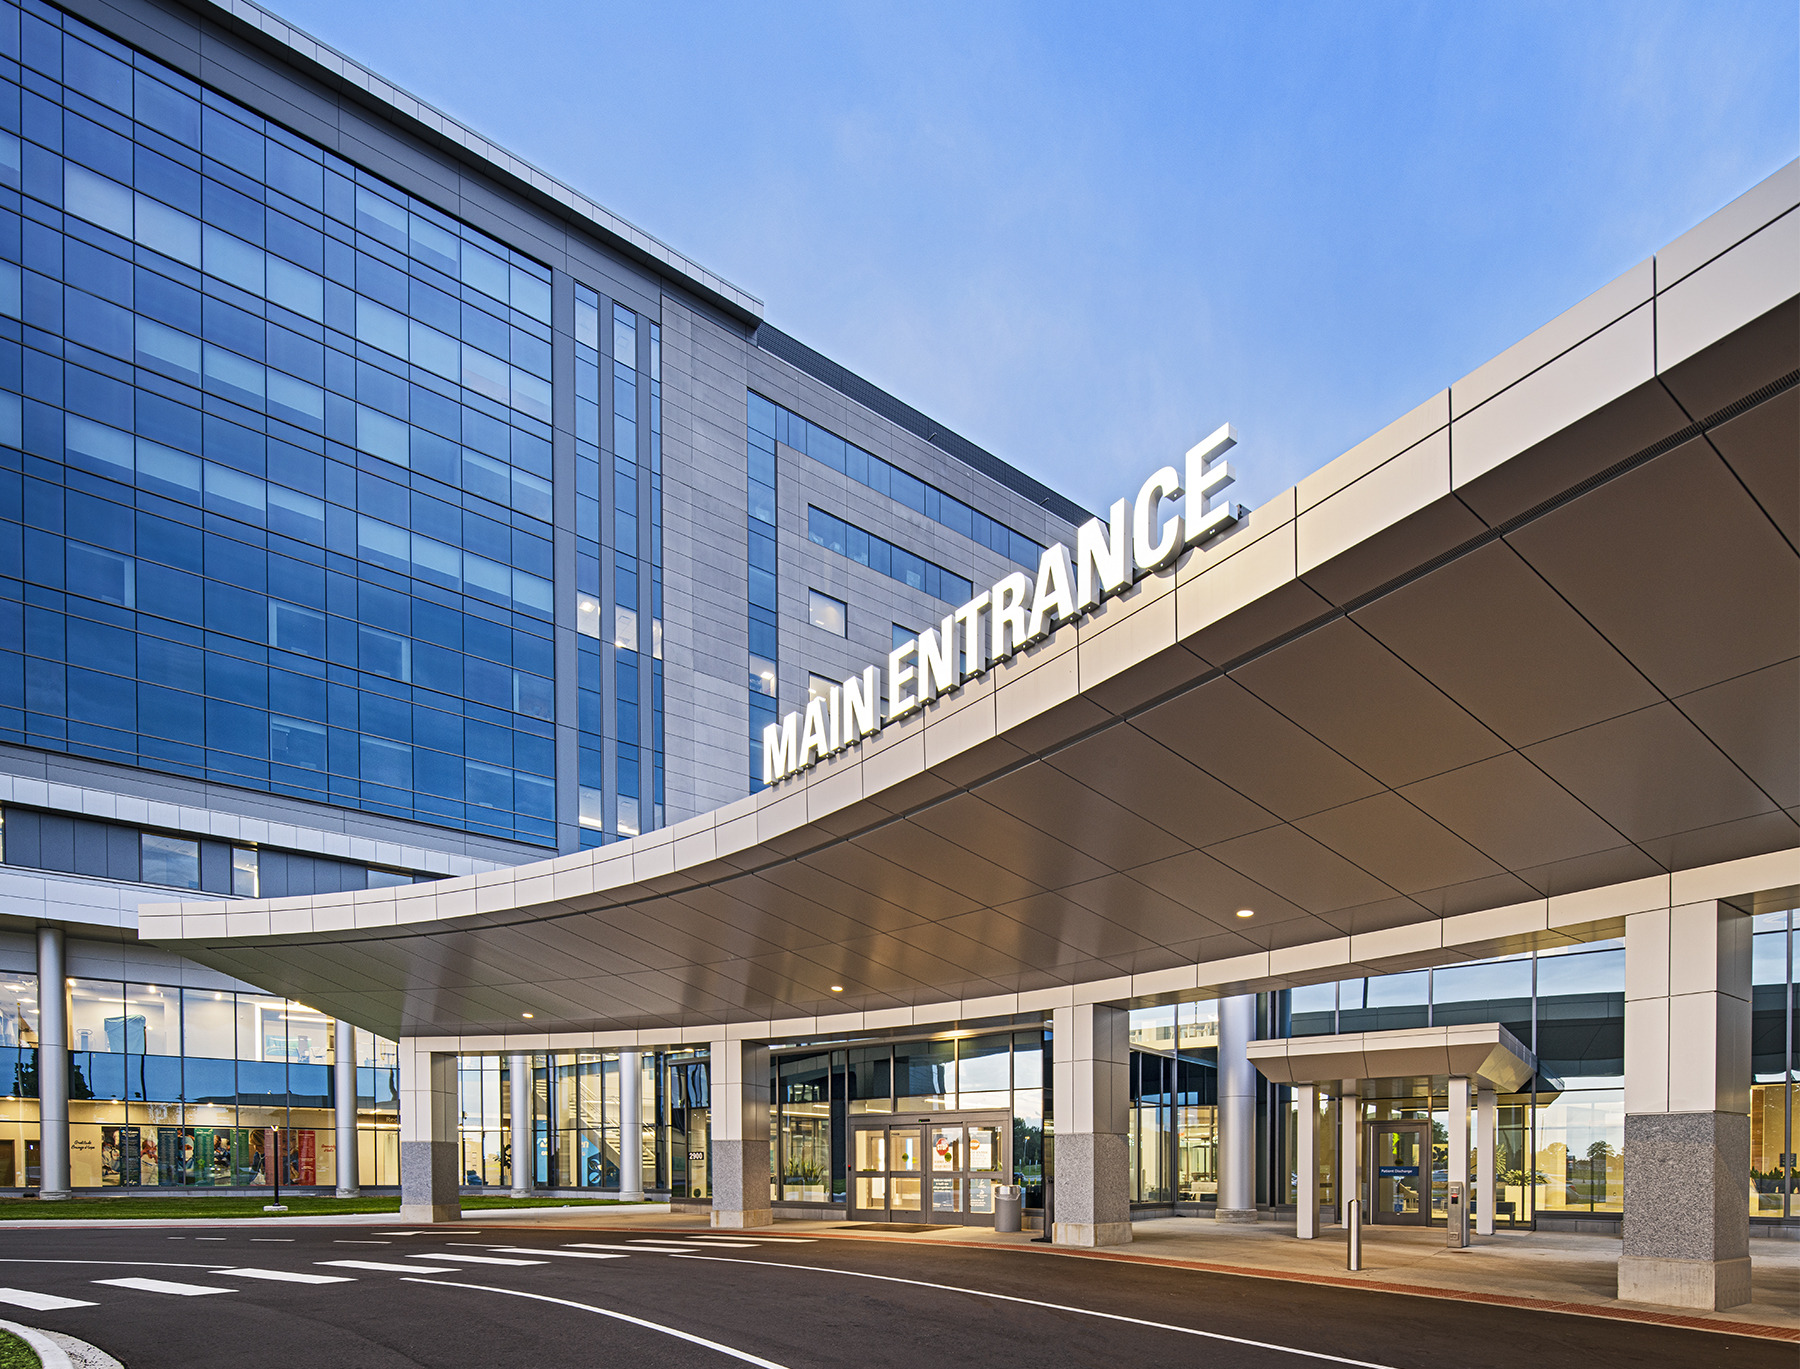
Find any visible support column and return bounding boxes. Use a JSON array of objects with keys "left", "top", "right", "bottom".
[
  {"left": 708, "top": 1037, "right": 771, "bottom": 1229},
  {"left": 509, "top": 1053, "right": 533, "bottom": 1198},
  {"left": 333, "top": 1020, "right": 360, "bottom": 1198},
  {"left": 1476, "top": 1087, "right": 1496, "bottom": 1236},
  {"left": 1619, "top": 899, "right": 1752, "bottom": 1310},
  {"left": 35, "top": 927, "right": 70, "bottom": 1200},
  {"left": 618, "top": 1049, "right": 645, "bottom": 1201},
  {"left": 398, "top": 1039, "right": 460, "bottom": 1222},
  {"left": 1215, "top": 994, "right": 1258, "bottom": 1222},
  {"left": 1295, "top": 1082, "right": 1317, "bottom": 1239},
  {"left": 1447, "top": 1075, "right": 1470, "bottom": 1236},
  {"left": 1339, "top": 1080, "right": 1361, "bottom": 1225},
  {"left": 1050, "top": 1003, "right": 1132, "bottom": 1246}
]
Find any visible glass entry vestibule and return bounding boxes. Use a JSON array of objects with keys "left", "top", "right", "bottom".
[{"left": 849, "top": 1112, "right": 1009, "bottom": 1225}]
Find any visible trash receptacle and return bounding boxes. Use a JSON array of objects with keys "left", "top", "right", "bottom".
[{"left": 995, "top": 1184, "right": 1023, "bottom": 1233}]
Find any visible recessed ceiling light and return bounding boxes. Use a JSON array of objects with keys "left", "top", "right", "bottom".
[
  {"left": 1236, "top": 908, "right": 1255, "bottom": 918},
  {"left": 521, "top": 1012, "right": 534, "bottom": 1019},
  {"left": 829, "top": 985, "right": 844, "bottom": 992}
]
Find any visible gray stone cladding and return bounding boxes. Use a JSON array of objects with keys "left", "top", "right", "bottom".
[
  {"left": 1622, "top": 1111, "right": 1751, "bottom": 1262},
  {"left": 398, "top": 1139, "right": 460, "bottom": 1221}
]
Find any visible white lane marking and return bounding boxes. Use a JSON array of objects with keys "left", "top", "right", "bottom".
[
  {"left": 373, "top": 1231, "right": 428, "bottom": 1236},
  {"left": 318, "top": 1260, "right": 459, "bottom": 1274},
  {"left": 250, "top": 1238, "right": 295, "bottom": 1243},
  {"left": 407, "top": 1254, "right": 545, "bottom": 1266},
  {"left": 402, "top": 1278, "right": 792, "bottom": 1368},
  {"left": 209, "top": 1268, "right": 355, "bottom": 1284},
  {"left": 483, "top": 1248, "right": 627, "bottom": 1261},
  {"left": 94, "top": 1277, "right": 235, "bottom": 1297},
  {"left": 194, "top": 1237, "right": 227, "bottom": 1242},
  {"left": 689, "top": 1237, "right": 816, "bottom": 1244},
  {"left": 0, "top": 1260, "right": 219, "bottom": 1270},
  {"left": 626, "top": 1240, "right": 708, "bottom": 1247},
  {"left": 664, "top": 1240, "right": 760, "bottom": 1248},
  {"left": 669, "top": 1256, "right": 1404, "bottom": 1369},
  {"left": 0, "top": 1288, "right": 96, "bottom": 1311}
]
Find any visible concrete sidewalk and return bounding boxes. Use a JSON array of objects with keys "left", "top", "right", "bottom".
[{"left": 482, "top": 1206, "right": 1800, "bottom": 1339}]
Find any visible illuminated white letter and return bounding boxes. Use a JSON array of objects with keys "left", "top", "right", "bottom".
[
  {"left": 953, "top": 592, "right": 990, "bottom": 678},
  {"left": 761, "top": 714, "right": 798, "bottom": 785},
  {"left": 1133, "top": 465, "right": 1183, "bottom": 572},
  {"left": 1184, "top": 423, "right": 1239, "bottom": 544},
  {"left": 800, "top": 696, "right": 830, "bottom": 767},
  {"left": 1027, "top": 542, "right": 1076, "bottom": 641},
  {"left": 842, "top": 666, "right": 880, "bottom": 739},
  {"left": 828, "top": 684, "right": 843, "bottom": 752},
  {"left": 888, "top": 639, "right": 920, "bottom": 719},
  {"left": 990, "top": 572, "right": 1031, "bottom": 663},
  {"left": 1076, "top": 499, "right": 1132, "bottom": 610},
  {"left": 917, "top": 613, "right": 957, "bottom": 703}
]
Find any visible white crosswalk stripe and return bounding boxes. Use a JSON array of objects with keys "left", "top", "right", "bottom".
[
  {"left": 94, "top": 1277, "right": 235, "bottom": 1297},
  {"left": 565, "top": 1243, "right": 682, "bottom": 1253},
  {"left": 209, "top": 1268, "right": 355, "bottom": 1284},
  {"left": 691, "top": 1237, "right": 817, "bottom": 1244},
  {"left": 482, "top": 1247, "right": 627, "bottom": 1260},
  {"left": 0, "top": 1287, "right": 96, "bottom": 1310},
  {"left": 318, "top": 1260, "right": 459, "bottom": 1274},
  {"left": 663, "top": 1240, "right": 761, "bottom": 1248},
  {"left": 407, "top": 1253, "right": 545, "bottom": 1266}
]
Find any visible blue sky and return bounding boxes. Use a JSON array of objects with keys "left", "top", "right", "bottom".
[{"left": 278, "top": 1, "right": 1797, "bottom": 515}]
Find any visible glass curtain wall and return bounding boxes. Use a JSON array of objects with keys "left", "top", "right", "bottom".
[
  {"left": 1129, "top": 1001, "right": 1221, "bottom": 1205},
  {"left": 570, "top": 290, "right": 660, "bottom": 843},
  {"left": 0, "top": 1, "right": 560, "bottom": 844},
  {"left": 457, "top": 1049, "right": 671, "bottom": 1192},
  {"left": 1751, "top": 909, "right": 1796, "bottom": 1218},
  {"left": 768, "top": 1032, "right": 1045, "bottom": 1208},
  {"left": 1286, "top": 940, "right": 1644, "bottom": 1221},
  {"left": 0, "top": 971, "right": 398, "bottom": 1189},
  {"left": 745, "top": 394, "right": 777, "bottom": 787}
]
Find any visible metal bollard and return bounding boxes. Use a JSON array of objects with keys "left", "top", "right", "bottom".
[
  {"left": 1446, "top": 1181, "right": 1468, "bottom": 1249},
  {"left": 1346, "top": 1198, "right": 1362, "bottom": 1270}
]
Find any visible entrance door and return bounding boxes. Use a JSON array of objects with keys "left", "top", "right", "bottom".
[
  {"left": 850, "top": 1115, "right": 1007, "bottom": 1225},
  {"left": 1370, "top": 1122, "right": 1428, "bottom": 1225},
  {"left": 849, "top": 1124, "right": 922, "bottom": 1220}
]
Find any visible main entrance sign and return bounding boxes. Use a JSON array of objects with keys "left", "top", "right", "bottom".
[{"left": 763, "top": 424, "right": 1245, "bottom": 785}]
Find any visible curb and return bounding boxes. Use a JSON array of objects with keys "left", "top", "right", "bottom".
[{"left": 0, "top": 1316, "right": 73, "bottom": 1369}]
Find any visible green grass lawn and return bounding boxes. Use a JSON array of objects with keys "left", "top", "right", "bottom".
[
  {"left": 0, "top": 1330, "right": 39, "bottom": 1369},
  {"left": 0, "top": 1194, "right": 639, "bottom": 1220}
]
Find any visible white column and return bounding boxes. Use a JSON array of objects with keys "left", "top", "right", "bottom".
[
  {"left": 1339, "top": 1080, "right": 1360, "bottom": 1226},
  {"left": 1050, "top": 1003, "right": 1132, "bottom": 1246},
  {"left": 1620, "top": 899, "right": 1753, "bottom": 1310},
  {"left": 398, "top": 1039, "right": 460, "bottom": 1222},
  {"left": 1215, "top": 993, "right": 1258, "bottom": 1221},
  {"left": 333, "top": 1020, "right": 360, "bottom": 1197},
  {"left": 1476, "top": 1087, "right": 1496, "bottom": 1236},
  {"left": 708, "top": 1037, "right": 771, "bottom": 1229},
  {"left": 1446, "top": 1075, "right": 1470, "bottom": 1236},
  {"left": 508, "top": 1052, "right": 533, "bottom": 1198},
  {"left": 1295, "top": 1082, "right": 1317, "bottom": 1239},
  {"left": 618, "top": 1049, "right": 645, "bottom": 1201},
  {"left": 35, "top": 927, "right": 70, "bottom": 1200}
]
